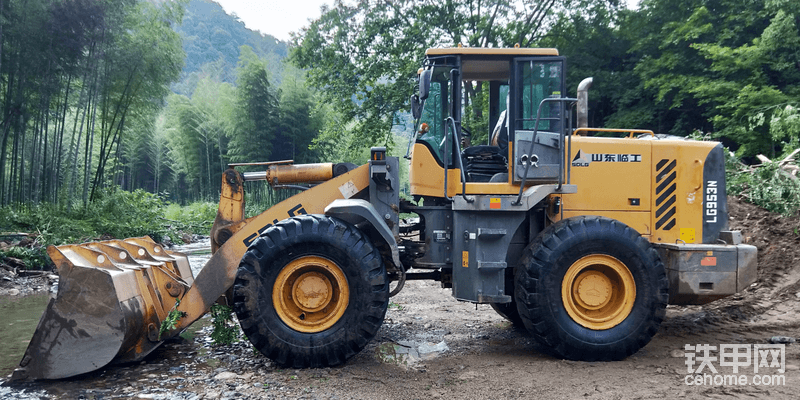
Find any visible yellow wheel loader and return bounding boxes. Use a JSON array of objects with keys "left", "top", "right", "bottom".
[{"left": 13, "top": 47, "right": 757, "bottom": 380}]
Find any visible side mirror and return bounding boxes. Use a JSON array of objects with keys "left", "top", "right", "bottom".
[
  {"left": 419, "top": 69, "right": 432, "bottom": 100},
  {"left": 410, "top": 95, "right": 422, "bottom": 120}
]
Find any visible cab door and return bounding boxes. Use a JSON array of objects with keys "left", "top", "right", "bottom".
[{"left": 510, "top": 57, "right": 566, "bottom": 184}]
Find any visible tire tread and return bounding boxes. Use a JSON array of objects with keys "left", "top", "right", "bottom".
[
  {"left": 515, "top": 216, "right": 668, "bottom": 361},
  {"left": 232, "top": 214, "right": 389, "bottom": 368}
]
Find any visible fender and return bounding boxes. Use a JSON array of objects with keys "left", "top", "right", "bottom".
[{"left": 324, "top": 199, "right": 402, "bottom": 269}]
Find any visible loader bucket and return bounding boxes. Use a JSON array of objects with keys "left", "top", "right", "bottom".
[{"left": 11, "top": 237, "right": 193, "bottom": 380}]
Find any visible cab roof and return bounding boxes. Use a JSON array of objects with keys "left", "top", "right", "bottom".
[
  {"left": 425, "top": 47, "right": 559, "bottom": 57},
  {"left": 424, "top": 47, "right": 560, "bottom": 81}
]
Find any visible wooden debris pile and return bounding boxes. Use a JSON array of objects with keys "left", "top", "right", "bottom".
[
  {"left": 0, "top": 232, "right": 47, "bottom": 273},
  {"left": 754, "top": 148, "right": 800, "bottom": 178}
]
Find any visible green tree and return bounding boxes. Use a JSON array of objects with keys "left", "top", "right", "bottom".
[
  {"left": 273, "top": 65, "right": 323, "bottom": 163},
  {"left": 89, "top": 0, "right": 186, "bottom": 202},
  {"left": 0, "top": 0, "right": 187, "bottom": 207},
  {"left": 291, "top": 0, "right": 593, "bottom": 152},
  {"left": 618, "top": 0, "right": 799, "bottom": 155},
  {"left": 174, "top": 0, "right": 288, "bottom": 92},
  {"left": 164, "top": 76, "right": 235, "bottom": 202},
  {"left": 227, "top": 46, "right": 279, "bottom": 165},
  {"left": 537, "top": 2, "right": 635, "bottom": 129},
  {"left": 149, "top": 114, "right": 172, "bottom": 194},
  {"left": 688, "top": 2, "right": 800, "bottom": 157}
]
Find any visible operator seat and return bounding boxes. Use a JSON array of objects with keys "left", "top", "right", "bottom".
[
  {"left": 462, "top": 110, "right": 508, "bottom": 182},
  {"left": 490, "top": 109, "right": 509, "bottom": 155}
]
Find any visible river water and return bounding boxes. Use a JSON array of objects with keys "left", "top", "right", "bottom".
[
  {"left": 0, "top": 294, "right": 51, "bottom": 377},
  {"left": 0, "top": 239, "right": 213, "bottom": 379}
]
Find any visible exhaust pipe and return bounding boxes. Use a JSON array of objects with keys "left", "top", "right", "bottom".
[{"left": 577, "top": 77, "right": 593, "bottom": 130}]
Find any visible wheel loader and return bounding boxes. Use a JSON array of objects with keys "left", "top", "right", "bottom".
[{"left": 13, "top": 47, "right": 757, "bottom": 380}]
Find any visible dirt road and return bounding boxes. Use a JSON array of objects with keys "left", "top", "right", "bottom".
[{"left": 2, "top": 197, "right": 799, "bottom": 399}]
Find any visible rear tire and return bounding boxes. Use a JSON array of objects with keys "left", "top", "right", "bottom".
[
  {"left": 515, "top": 216, "right": 668, "bottom": 361},
  {"left": 232, "top": 215, "right": 388, "bottom": 368}
]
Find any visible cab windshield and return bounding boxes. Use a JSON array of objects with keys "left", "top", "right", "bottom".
[{"left": 413, "top": 54, "right": 566, "bottom": 173}]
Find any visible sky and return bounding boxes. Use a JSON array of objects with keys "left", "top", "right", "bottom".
[
  {"left": 214, "top": 0, "right": 332, "bottom": 42},
  {"left": 214, "top": 0, "right": 641, "bottom": 43}
]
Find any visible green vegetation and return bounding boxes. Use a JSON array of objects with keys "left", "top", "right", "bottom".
[
  {"left": 159, "top": 299, "right": 188, "bottom": 340},
  {"left": 173, "top": 0, "right": 288, "bottom": 95},
  {"left": 163, "top": 201, "right": 218, "bottom": 234},
  {"left": 0, "top": 0, "right": 313, "bottom": 208},
  {"left": 727, "top": 153, "right": 800, "bottom": 216},
  {"left": 0, "top": 0, "right": 185, "bottom": 208},
  {"left": 157, "top": 51, "right": 324, "bottom": 204},
  {"left": 0, "top": 187, "right": 216, "bottom": 270},
  {"left": 209, "top": 303, "right": 240, "bottom": 345},
  {"left": 1, "top": 188, "right": 214, "bottom": 245},
  {"left": 0, "top": 246, "right": 49, "bottom": 270}
]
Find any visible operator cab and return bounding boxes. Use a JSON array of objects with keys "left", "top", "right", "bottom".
[{"left": 408, "top": 47, "right": 569, "bottom": 197}]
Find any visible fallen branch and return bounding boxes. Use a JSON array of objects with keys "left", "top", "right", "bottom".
[
  {"left": 1, "top": 256, "right": 26, "bottom": 269},
  {"left": 159, "top": 217, "right": 212, "bottom": 230},
  {"left": 753, "top": 152, "right": 800, "bottom": 181},
  {"left": 0, "top": 232, "right": 32, "bottom": 239},
  {"left": 779, "top": 148, "right": 800, "bottom": 166},
  {"left": 17, "top": 270, "right": 48, "bottom": 277},
  {"left": 0, "top": 263, "right": 17, "bottom": 274}
]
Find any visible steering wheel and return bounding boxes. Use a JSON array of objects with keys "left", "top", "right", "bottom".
[
  {"left": 461, "top": 125, "right": 472, "bottom": 139},
  {"left": 438, "top": 123, "right": 472, "bottom": 147},
  {"left": 459, "top": 125, "right": 473, "bottom": 149}
]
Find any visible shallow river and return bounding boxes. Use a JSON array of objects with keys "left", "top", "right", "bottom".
[{"left": 0, "top": 294, "right": 51, "bottom": 377}]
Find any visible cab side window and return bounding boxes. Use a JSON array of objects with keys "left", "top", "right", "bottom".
[{"left": 518, "top": 61, "right": 562, "bottom": 133}]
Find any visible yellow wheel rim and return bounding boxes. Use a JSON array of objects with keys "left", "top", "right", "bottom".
[
  {"left": 561, "top": 254, "right": 635, "bottom": 330},
  {"left": 273, "top": 256, "right": 349, "bottom": 333}
]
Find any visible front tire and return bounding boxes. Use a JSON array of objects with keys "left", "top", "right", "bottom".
[
  {"left": 490, "top": 302, "right": 523, "bottom": 326},
  {"left": 490, "top": 268, "right": 523, "bottom": 326},
  {"left": 515, "top": 216, "right": 668, "bottom": 361},
  {"left": 232, "top": 215, "right": 389, "bottom": 368}
]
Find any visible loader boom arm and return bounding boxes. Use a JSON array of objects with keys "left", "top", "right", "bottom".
[
  {"left": 169, "top": 164, "right": 371, "bottom": 334},
  {"left": 13, "top": 164, "right": 370, "bottom": 381}
]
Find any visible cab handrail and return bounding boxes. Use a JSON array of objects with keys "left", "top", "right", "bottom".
[
  {"left": 572, "top": 127, "right": 654, "bottom": 138},
  {"left": 513, "top": 97, "right": 577, "bottom": 206}
]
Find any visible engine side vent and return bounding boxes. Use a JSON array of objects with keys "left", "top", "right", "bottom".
[{"left": 655, "top": 159, "right": 677, "bottom": 231}]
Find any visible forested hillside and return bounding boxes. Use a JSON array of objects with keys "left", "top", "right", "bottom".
[
  {"left": 145, "top": 0, "right": 311, "bottom": 204},
  {"left": 0, "top": 0, "right": 316, "bottom": 209},
  {"left": 0, "top": 0, "right": 185, "bottom": 207},
  {"left": 173, "top": 0, "right": 288, "bottom": 95}
]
